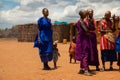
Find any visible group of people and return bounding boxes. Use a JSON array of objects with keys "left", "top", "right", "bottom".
[
  {"left": 33, "top": 8, "right": 120, "bottom": 76},
  {"left": 71, "top": 9, "right": 120, "bottom": 76}
]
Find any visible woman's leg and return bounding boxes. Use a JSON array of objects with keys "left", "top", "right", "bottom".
[
  {"left": 78, "top": 59, "right": 84, "bottom": 74},
  {"left": 43, "top": 62, "right": 50, "bottom": 70},
  {"left": 109, "top": 61, "right": 113, "bottom": 70},
  {"left": 101, "top": 50, "right": 106, "bottom": 71},
  {"left": 43, "top": 62, "right": 47, "bottom": 70},
  {"left": 101, "top": 60, "right": 105, "bottom": 71},
  {"left": 96, "top": 65, "right": 100, "bottom": 71},
  {"left": 118, "top": 53, "right": 120, "bottom": 71},
  {"left": 82, "top": 55, "right": 92, "bottom": 76}
]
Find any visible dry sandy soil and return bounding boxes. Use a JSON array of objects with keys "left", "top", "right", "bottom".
[{"left": 0, "top": 38, "right": 120, "bottom": 80}]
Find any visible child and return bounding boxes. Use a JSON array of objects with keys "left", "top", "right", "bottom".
[
  {"left": 53, "top": 40, "right": 60, "bottom": 69},
  {"left": 69, "top": 36, "right": 76, "bottom": 63}
]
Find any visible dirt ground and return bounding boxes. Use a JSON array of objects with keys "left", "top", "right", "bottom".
[{"left": 0, "top": 38, "right": 120, "bottom": 80}]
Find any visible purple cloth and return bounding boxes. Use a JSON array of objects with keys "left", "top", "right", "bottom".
[
  {"left": 88, "top": 32, "right": 99, "bottom": 66},
  {"left": 80, "top": 52, "right": 89, "bottom": 70},
  {"left": 75, "top": 20, "right": 94, "bottom": 62},
  {"left": 75, "top": 20, "right": 92, "bottom": 70}
]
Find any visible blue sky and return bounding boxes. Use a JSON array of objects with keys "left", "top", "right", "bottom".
[
  {"left": 0, "top": 0, "right": 20, "bottom": 10},
  {"left": 0, "top": 0, "right": 120, "bottom": 29}
]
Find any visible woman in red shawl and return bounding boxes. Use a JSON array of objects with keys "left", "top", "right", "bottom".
[{"left": 99, "top": 11, "right": 117, "bottom": 71}]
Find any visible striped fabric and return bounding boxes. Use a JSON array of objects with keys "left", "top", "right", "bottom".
[
  {"left": 99, "top": 20, "right": 115, "bottom": 50},
  {"left": 100, "top": 36, "right": 115, "bottom": 50}
]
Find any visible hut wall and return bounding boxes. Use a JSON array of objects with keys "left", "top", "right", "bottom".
[
  {"left": 52, "top": 24, "right": 70, "bottom": 42},
  {"left": 69, "top": 23, "right": 78, "bottom": 42},
  {"left": 18, "top": 23, "right": 70, "bottom": 43},
  {"left": 17, "top": 23, "right": 38, "bottom": 42}
]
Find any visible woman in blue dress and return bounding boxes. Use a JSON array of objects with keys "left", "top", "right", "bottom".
[
  {"left": 116, "top": 16, "right": 120, "bottom": 71},
  {"left": 34, "top": 8, "right": 53, "bottom": 70}
]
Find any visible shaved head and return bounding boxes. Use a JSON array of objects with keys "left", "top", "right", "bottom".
[
  {"left": 42, "top": 8, "right": 49, "bottom": 17},
  {"left": 104, "top": 11, "right": 111, "bottom": 20},
  {"left": 105, "top": 11, "right": 111, "bottom": 16},
  {"left": 87, "top": 8, "right": 94, "bottom": 18},
  {"left": 79, "top": 9, "right": 87, "bottom": 19},
  {"left": 87, "top": 8, "right": 93, "bottom": 13}
]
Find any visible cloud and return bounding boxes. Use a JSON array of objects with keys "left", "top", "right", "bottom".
[
  {"left": 60, "top": 5, "right": 79, "bottom": 22},
  {"left": 0, "top": 17, "right": 13, "bottom": 29},
  {"left": 1, "top": 6, "right": 38, "bottom": 25},
  {"left": 0, "top": 0, "right": 120, "bottom": 29}
]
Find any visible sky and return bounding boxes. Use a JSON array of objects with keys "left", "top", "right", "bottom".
[{"left": 0, "top": 0, "right": 120, "bottom": 29}]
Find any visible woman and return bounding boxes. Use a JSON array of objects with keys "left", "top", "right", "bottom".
[
  {"left": 116, "top": 33, "right": 120, "bottom": 71},
  {"left": 34, "top": 8, "right": 53, "bottom": 70},
  {"left": 116, "top": 16, "right": 120, "bottom": 71},
  {"left": 75, "top": 9, "right": 94, "bottom": 76},
  {"left": 99, "top": 11, "right": 117, "bottom": 71},
  {"left": 84, "top": 9, "right": 100, "bottom": 71}
]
